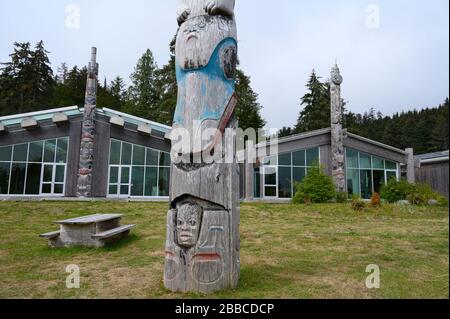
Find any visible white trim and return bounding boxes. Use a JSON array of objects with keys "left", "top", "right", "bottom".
[
  {"left": 102, "top": 108, "right": 171, "bottom": 132},
  {"left": 0, "top": 106, "right": 79, "bottom": 121},
  {"left": 420, "top": 156, "right": 449, "bottom": 165}
]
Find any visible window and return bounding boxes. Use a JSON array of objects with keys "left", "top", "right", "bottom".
[
  {"left": 260, "top": 147, "right": 320, "bottom": 199},
  {"left": 107, "top": 139, "right": 171, "bottom": 198},
  {"left": 345, "top": 148, "right": 398, "bottom": 199},
  {"left": 0, "top": 137, "right": 69, "bottom": 196}
]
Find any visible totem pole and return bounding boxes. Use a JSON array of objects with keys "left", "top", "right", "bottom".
[
  {"left": 330, "top": 63, "right": 346, "bottom": 193},
  {"left": 77, "top": 48, "right": 98, "bottom": 198},
  {"left": 164, "top": 0, "right": 240, "bottom": 293}
]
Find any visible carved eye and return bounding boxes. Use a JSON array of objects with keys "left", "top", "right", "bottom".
[
  {"left": 189, "top": 220, "right": 196, "bottom": 226},
  {"left": 177, "top": 220, "right": 183, "bottom": 226}
]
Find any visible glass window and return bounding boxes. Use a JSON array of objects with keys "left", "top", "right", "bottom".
[
  {"left": 373, "top": 170, "right": 385, "bottom": 193},
  {"left": 25, "top": 164, "right": 42, "bottom": 195},
  {"left": 43, "top": 165, "right": 53, "bottom": 183},
  {"left": 131, "top": 167, "right": 145, "bottom": 196},
  {"left": 44, "top": 140, "right": 56, "bottom": 163},
  {"left": 110, "top": 140, "right": 121, "bottom": 165},
  {"left": 9, "top": 163, "right": 26, "bottom": 194},
  {"left": 372, "top": 156, "right": 385, "bottom": 170},
  {"left": 121, "top": 167, "right": 130, "bottom": 184},
  {"left": 278, "top": 167, "right": 292, "bottom": 198},
  {"left": 121, "top": 143, "right": 132, "bottom": 165},
  {"left": 145, "top": 167, "right": 158, "bottom": 197},
  {"left": 42, "top": 184, "right": 52, "bottom": 194},
  {"left": 264, "top": 167, "right": 277, "bottom": 186},
  {"left": 0, "top": 162, "right": 11, "bottom": 194},
  {"left": 109, "top": 167, "right": 119, "bottom": 184},
  {"left": 347, "top": 169, "right": 360, "bottom": 196},
  {"left": 293, "top": 167, "right": 306, "bottom": 184},
  {"left": 133, "top": 146, "right": 145, "bottom": 166},
  {"left": 146, "top": 149, "right": 159, "bottom": 166},
  {"left": 265, "top": 186, "right": 277, "bottom": 197},
  {"left": 306, "top": 148, "right": 319, "bottom": 166},
  {"left": 54, "top": 184, "right": 64, "bottom": 194},
  {"left": 108, "top": 140, "right": 172, "bottom": 198},
  {"left": 158, "top": 167, "right": 170, "bottom": 196},
  {"left": 0, "top": 146, "right": 12, "bottom": 162},
  {"left": 386, "top": 171, "right": 397, "bottom": 182},
  {"left": 56, "top": 137, "right": 68, "bottom": 163},
  {"left": 13, "top": 144, "right": 28, "bottom": 162},
  {"left": 360, "top": 170, "right": 373, "bottom": 199},
  {"left": 292, "top": 150, "right": 306, "bottom": 167},
  {"left": 386, "top": 161, "right": 397, "bottom": 170},
  {"left": 120, "top": 185, "right": 129, "bottom": 196},
  {"left": 359, "top": 153, "right": 371, "bottom": 169},
  {"left": 28, "top": 141, "right": 43, "bottom": 163},
  {"left": 278, "top": 153, "right": 292, "bottom": 166},
  {"left": 160, "top": 152, "right": 171, "bottom": 167},
  {"left": 55, "top": 165, "right": 65, "bottom": 183},
  {"left": 346, "top": 149, "right": 359, "bottom": 169},
  {"left": 109, "top": 185, "right": 118, "bottom": 195}
]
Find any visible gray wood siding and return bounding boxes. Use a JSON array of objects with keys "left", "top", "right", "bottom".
[
  {"left": 344, "top": 136, "right": 406, "bottom": 164},
  {"left": 0, "top": 117, "right": 79, "bottom": 147},
  {"left": 320, "top": 144, "right": 332, "bottom": 176},
  {"left": 91, "top": 120, "right": 111, "bottom": 198},
  {"left": 416, "top": 162, "right": 449, "bottom": 198},
  {"left": 65, "top": 121, "right": 82, "bottom": 197}
]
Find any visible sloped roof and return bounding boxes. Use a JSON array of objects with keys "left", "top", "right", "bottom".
[{"left": 415, "top": 150, "right": 449, "bottom": 162}]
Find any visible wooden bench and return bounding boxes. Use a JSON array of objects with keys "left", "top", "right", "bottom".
[
  {"left": 92, "top": 225, "right": 136, "bottom": 240},
  {"left": 39, "top": 230, "right": 60, "bottom": 239}
]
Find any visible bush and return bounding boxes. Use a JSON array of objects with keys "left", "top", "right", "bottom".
[
  {"left": 371, "top": 192, "right": 381, "bottom": 207},
  {"left": 380, "top": 179, "right": 415, "bottom": 203},
  {"left": 335, "top": 192, "right": 349, "bottom": 203},
  {"left": 351, "top": 196, "right": 366, "bottom": 211},
  {"left": 381, "top": 179, "right": 448, "bottom": 206},
  {"left": 293, "top": 166, "right": 336, "bottom": 204}
]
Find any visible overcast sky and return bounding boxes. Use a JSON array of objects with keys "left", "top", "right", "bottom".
[{"left": 0, "top": 0, "right": 448, "bottom": 129}]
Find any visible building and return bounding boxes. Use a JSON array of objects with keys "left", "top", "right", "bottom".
[
  {"left": 0, "top": 106, "right": 172, "bottom": 199},
  {"left": 415, "top": 151, "right": 449, "bottom": 198},
  {"left": 0, "top": 51, "right": 417, "bottom": 201}
]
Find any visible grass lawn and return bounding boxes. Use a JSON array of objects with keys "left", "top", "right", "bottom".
[{"left": 0, "top": 201, "right": 448, "bottom": 299}]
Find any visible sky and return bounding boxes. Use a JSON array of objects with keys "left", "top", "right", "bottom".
[{"left": 0, "top": 0, "right": 449, "bottom": 130}]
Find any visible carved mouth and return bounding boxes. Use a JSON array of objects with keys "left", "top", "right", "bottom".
[{"left": 180, "top": 233, "right": 193, "bottom": 241}]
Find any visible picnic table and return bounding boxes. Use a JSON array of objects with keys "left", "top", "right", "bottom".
[{"left": 40, "top": 214, "right": 135, "bottom": 248}]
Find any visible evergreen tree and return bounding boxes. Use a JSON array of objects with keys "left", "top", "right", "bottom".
[
  {"left": 125, "top": 49, "right": 159, "bottom": 119},
  {"left": 234, "top": 69, "right": 266, "bottom": 131},
  {"left": 154, "top": 37, "right": 178, "bottom": 125},
  {"left": 0, "top": 41, "right": 54, "bottom": 114},
  {"left": 294, "top": 70, "right": 330, "bottom": 133}
]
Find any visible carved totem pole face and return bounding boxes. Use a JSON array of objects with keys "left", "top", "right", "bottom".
[{"left": 176, "top": 203, "right": 203, "bottom": 248}]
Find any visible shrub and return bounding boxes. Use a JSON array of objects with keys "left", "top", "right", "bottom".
[
  {"left": 351, "top": 196, "right": 366, "bottom": 211},
  {"left": 380, "top": 179, "right": 415, "bottom": 203},
  {"left": 381, "top": 179, "right": 448, "bottom": 206},
  {"left": 335, "top": 191, "right": 349, "bottom": 203},
  {"left": 293, "top": 166, "right": 336, "bottom": 204},
  {"left": 371, "top": 192, "right": 381, "bottom": 207}
]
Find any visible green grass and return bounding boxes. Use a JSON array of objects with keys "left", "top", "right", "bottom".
[{"left": 0, "top": 201, "right": 448, "bottom": 299}]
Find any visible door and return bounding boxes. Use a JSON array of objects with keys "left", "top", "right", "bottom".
[
  {"left": 108, "top": 165, "right": 131, "bottom": 198},
  {"left": 263, "top": 166, "right": 278, "bottom": 198},
  {"left": 40, "top": 164, "right": 66, "bottom": 196}
]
